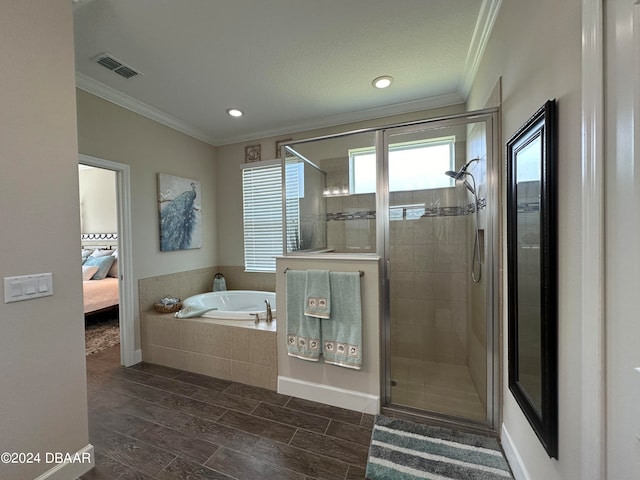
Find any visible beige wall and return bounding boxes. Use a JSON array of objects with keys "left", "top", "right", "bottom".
[
  {"left": 468, "top": 0, "right": 582, "bottom": 478},
  {"left": 76, "top": 90, "right": 218, "bottom": 349},
  {"left": 79, "top": 167, "right": 117, "bottom": 233},
  {"left": 0, "top": 1, "right": 91, "bottom": 479},
  {"left": 276, "top": 256, "right": 380, "bottom": 413}
]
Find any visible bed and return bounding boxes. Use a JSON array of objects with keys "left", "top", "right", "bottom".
[
  {"left": 83, "top": 277, "right": 119, "bottom": 314},
  {"left": 81, "top": 233, "right": 120, "bottom": 315}
]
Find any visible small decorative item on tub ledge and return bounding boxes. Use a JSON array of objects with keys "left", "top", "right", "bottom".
[{"left": 153, "top": 296, "right": 182, "bottom": 314}]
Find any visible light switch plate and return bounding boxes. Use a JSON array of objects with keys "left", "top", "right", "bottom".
[{"left": 4, "top": 273, "right": 53, "bottom": 303}]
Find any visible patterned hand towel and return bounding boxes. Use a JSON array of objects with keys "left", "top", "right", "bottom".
[
  {"left": 286, "top": 270, "right": 321, "bottom": 361},
  {"left": 322, "top": 272, "right": 362, "bottom": 369},
  {"left": 304, "top": 269, "right": 331, "bottom": 319}
]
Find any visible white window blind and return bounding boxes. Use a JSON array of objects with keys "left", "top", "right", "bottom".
[
  {"left": 285, "top": 162, "right": 302, "bottom": 252},
  {"left": 242, "top": 164, "right": 283, "bottom": 272}
]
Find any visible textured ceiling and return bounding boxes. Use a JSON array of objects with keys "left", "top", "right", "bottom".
[{"left": 73, "top": 0, "right": 500, "bottom": 145}]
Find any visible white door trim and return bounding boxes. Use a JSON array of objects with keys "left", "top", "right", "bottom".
[
  {"left": 581, "top": 0, "right": 605, "bottom": 478},
  {"left": 79, "top": 154, "right": 137, "bottom": 367}
]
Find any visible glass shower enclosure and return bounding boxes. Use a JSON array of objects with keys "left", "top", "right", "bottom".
[{"left": 284, "top": 109, "right": 498, "bottom": 429}]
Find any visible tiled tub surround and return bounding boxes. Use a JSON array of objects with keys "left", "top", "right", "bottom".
[
  {"left": 138, "top": 266, "right": 275, "bottom": 314},
  {"left": 141, "top": 312, "right": 277, "bottom": 390},
  {"left": 139, "top": 268, "right": 278, "bottom": 391}
]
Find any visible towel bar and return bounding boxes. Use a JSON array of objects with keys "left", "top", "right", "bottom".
[{"left": 283, "top": 268, "right": 364, "bottom": 277}]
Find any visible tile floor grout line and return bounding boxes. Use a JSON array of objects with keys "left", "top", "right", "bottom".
[
  {"left": 323, "top": 419, "right": 332, "bottom": 436},
  {"left": 97, "top": 424, "right": 181, "bottom": 477}
]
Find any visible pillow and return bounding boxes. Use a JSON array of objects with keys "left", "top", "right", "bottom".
[
  {"left": 82, "top": 265, "right": 99, "bottom": 281},
  {"left": 81, "top": 248, "right": 93, "bottom": 264},
  {"left": 90, "top": 249, "right": 115, "bottom": 258},
  {"left": 84, "top": 255, "right": 116, "bottom": 280},
  {"left": 107, "top": 258, "right": 119, "bottom": 278}
]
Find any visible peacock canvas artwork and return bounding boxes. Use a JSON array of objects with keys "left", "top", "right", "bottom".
[{"left": 158, "top": 173, "right": 202, "bottom": 251}]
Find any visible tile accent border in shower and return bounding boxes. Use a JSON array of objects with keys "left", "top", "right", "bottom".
[{"left": 326, "top": 198, "right": 486, "bottom": 222}]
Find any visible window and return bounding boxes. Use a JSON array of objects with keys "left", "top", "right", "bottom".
[
  {"left": 284, "top": 162, "right": 302, "bottom": 252},
  {"left": 350, "top": 136, "right": 455, "bottom": 193},
  {"left": 242, "top": 161, "right": 301, "bottom": 272}
]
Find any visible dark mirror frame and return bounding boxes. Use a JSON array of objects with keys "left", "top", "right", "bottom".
[{"left": 506, "top": 99, "right": 558, "bottom": 458}]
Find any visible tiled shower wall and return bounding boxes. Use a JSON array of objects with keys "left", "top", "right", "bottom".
[
  {"left": 320, "top": 155, "right": 377, "bottom": 253},
  {"left": 325, "top": 193, "right": 376, "bottom": 253},
  {"left": 389, "top": 188, "right": 470, "bottom": 365}
]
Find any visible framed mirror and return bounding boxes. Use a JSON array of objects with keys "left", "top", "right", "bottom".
[{"left": 506, "top": 99, "right": 558, "bottom": 458}]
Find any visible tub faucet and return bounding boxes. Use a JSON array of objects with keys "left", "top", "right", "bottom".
[{"left": 265, "top": 299, "right": 273, "bottom": 324}]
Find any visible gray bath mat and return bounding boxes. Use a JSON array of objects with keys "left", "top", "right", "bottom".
[{"left": 366, "top": 416, "right": 512, "bottom": 479}]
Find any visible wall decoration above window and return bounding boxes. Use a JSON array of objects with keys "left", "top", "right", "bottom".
[
  {"left": 244, "top": 143, "right": 261, "bottom": 163},
  {"left": 158, "top": 173, "right": 202, "bottom": 251},
  {"left": 275, "top": 138, "right": 293, "bottom": 158}
]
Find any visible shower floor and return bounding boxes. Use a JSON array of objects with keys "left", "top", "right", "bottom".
[{"left": 391, "top": 357, "right": 486, "bottom": 422}]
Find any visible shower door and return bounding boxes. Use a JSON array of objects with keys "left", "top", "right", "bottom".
[{"left": 380, "top": 112, "right": 498, "bottom": 428}]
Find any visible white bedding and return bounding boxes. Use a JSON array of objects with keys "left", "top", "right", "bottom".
[{"left": 83, "top": 277, "right": 119, "bottom": 314}]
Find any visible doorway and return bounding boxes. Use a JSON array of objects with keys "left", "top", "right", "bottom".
[
  {"left": 380, "top": 111, "right": 499, "bottom": 430},
  {"left": 79, "top": 154, "right": 136, "bottom": 367}
]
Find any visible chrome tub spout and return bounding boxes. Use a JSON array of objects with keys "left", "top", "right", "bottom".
[{"left": 265, "top": 299, "right": 273, "bottom": 323}]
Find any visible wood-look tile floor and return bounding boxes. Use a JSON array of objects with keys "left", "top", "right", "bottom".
[{"left": 81, "top": 346, "right": 373, "bottom": 480}]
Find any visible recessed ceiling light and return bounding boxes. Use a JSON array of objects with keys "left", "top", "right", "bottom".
[
  {"left": 226, "top": 108, "right": 243, "bottom": 117},
  {"left": 372, "top": 76, "right": 393, "bottom": 89}
]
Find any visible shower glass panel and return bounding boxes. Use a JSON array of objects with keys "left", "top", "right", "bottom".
[
  {"left": 384, "top": 117, "right": 493, "bottom": 426},
  {"left": 285, "top": 131, "right": 377, "bottom": 253},
  {"left": 282, "top": 151, "right": 327, "bottom": 252}
]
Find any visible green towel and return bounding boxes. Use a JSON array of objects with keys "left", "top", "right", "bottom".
[
  {"left": 322, "top": 272, "right": 362, "bottom": 370},
  {"left": 286, "top": 270, "right": 321, "bottom": 362},
  {"left": 304, "top": 269, "right": 331, "bottom": 319}
]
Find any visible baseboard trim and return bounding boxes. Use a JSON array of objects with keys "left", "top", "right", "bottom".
[
  {"left": 133, "top": 348, "right": 142, "bottom": 364},
  {"left": 33, "top": 444, "right": 94, "bottom": 480},
  {"left": 278, "top": 376, "right": 379, "bottom": 414},
  {"left": 501, "top": 423, "right": 529, "bottom": 480}
]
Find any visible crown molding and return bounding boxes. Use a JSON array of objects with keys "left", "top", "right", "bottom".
[
  {"left": 213, "top": 92, "right": 464, "bottom": 145},
  {"left": 77, "top": 71, "right": 463, "bottom": 146},
  {"left": 458, "top": 0, "right": 502, "bottom": 99},
  {"left": 75, "top": 72, "right": 217, "bottom": 145}
]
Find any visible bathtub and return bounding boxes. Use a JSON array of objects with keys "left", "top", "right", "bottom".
[{"left": 180, "top": 290, "right": 276, "bottom": 321}]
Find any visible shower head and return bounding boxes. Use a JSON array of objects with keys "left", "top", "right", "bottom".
[{"left": 445, "top": 170, "right": 463, "bottom": 180}]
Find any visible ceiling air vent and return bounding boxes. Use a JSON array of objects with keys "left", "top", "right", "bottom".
[
  {"left": 94, "top": 53, "right": 140, "bottom": 79},
  {"left": 113, "top": 65, "right": 138, "bottom": 79}
]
